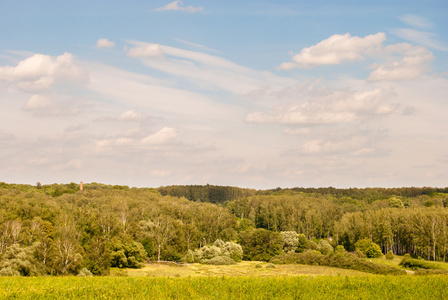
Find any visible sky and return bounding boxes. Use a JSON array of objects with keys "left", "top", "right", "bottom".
[{"left": 0, "top": 0, "right": 447, "bottom": 189}]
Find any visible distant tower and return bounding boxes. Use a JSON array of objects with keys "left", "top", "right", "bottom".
[{"left": 80, "top": 181, "right": 83, "bottom": 191}]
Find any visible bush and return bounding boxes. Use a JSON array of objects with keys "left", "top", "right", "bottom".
[
  {"left": 201, "top": 256, "right": 236, "bottom": 265},
  {"left": 77, "top": 268, "right": 93, "bottom": 277},
  {"left": 255, "top": 264, "right": 262, "bottom": 268},
  {"left": 222, "top": 242, "right": 243, "bottom": 262},
  {"left": 386, "top": 250, "right": 394, "bottom": 260},
  {"left": 184, "top": 250, "right": 195, "bottom": 263},
  {"left": 318, "top": 240, "right": 334, "bottom": 255},
  {"left": 280, "top": 231, "right": 299, "bottom": 253},
  {"left": 265, "top": 263, "right": 275, "bottom": 269},
  {"left": 270, "top": 251, "right": 406, "bottom": 275},
  {"left": 414, "top": 269, "right": 448, "bottom": 275},
  {"left": 202, "top": 246, "right": 222, "bottom": 260},
  {"left": 399, "top": 257, "right": 441, "bottom": 270},
  {"left": 355, "top": 239, "right": 382, "bottom": 258},
  {"left": 334, "top": 245, "right": 345, "bottom": 253}
]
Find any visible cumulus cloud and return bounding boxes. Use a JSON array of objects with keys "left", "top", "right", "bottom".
[
  {"left": 245, "top": 86, "right": 395, "bottom": 125},
  {"left": 116, "top": 110, "right": 148, "bottom": 121},
  {"left": 142, "top": 127, "right": 179, "bottom": 145},
  {"left": 155, "top": 1, "right": 204, "bottom": 13},
  {"left": 278, "top": 33, "right": 386, "bottom": 69},
  {"left": 23, "top": 94, "right": 52, "bottom": 110},
  {"left": 96, "top": 38, "right": 115, "bottom": 48},
  {"left": 0, "top": 52, "right": 88, "bottom": 91},
  {"left": 22, "top": 94, "right": 85, "bottom": 116},
  {"left": 368, "top": 43, "right": 434, "bottom": 81}
]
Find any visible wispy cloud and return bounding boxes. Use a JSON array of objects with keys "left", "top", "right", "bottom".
[
  {"left": 392, "top": 14, "right": 447, "bottom": 51},
  {"left": 155, "top": 1, "right": 204, "bottom": 13},
  {"left": 398, "top": 14, "right": 433, "bottom": 29},
  {"left": 391, "top": 28, "right": 448, "bottom": 51}
]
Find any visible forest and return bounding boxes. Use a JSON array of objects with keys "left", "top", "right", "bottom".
[{"left": 0, "top": 182, "right": 447, "bottom": 276}]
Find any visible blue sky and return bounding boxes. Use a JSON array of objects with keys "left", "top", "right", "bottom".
[{"left": 1, "top": 0, "right": 447, "bottom": 189}]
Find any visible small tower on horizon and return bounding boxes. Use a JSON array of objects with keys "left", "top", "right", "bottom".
[{"left": 80, "top": 181, "right": 83, "bottom": 191}]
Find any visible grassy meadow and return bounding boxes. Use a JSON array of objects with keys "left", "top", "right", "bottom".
[
  {"left": 1, "top": 275, "right": 447, "bottom": 299},
  {"left": 1, "top": 258, "right": 448, "bottom": 299}
]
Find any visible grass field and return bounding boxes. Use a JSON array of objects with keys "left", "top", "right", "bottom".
[
  {"left": 1, "top": 258, "right": 448, "bottom": 299},
  {"left": 121, "top": 261, "right": 371, "bottom": 277},
  {"left": 0, "top": 275, "right": 447, "bottom": 299}
]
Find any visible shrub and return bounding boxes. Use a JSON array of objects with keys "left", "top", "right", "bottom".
[
  {"left": 355, "top": 239, "right": 382, "bottom": 258},
  {"left": 222, "top": 242, "right": 243, "bottom": 262},
  {"left": 201, "top": 256, "right": 236, "bottom": 265},
  {"left": 255, "top": 264, "right": 262, "bottom": 268},
  {"left": 270, "top": 251, "right": 405, "bottom": 275},
  {"left": 386, "top": 250, "right": 394, "bottom": 260},
  {"left": 77, "top": 268, "right": 93, "bottom": 277},
  {"left": 334, "top": 245, "right": 346, "bottom": 253},
  {"left": 281, "top": 231, "right": 299, "bottom": 253},
  {"left": 296, "top": 234, "right": 308, "bottom": 253},
  {"left": 399, "top": 257, "right": 441, "bottom": 270},
  {"left": 265, "top": 263, "right": 275, "bottom": 269},
  {"left": 414, "top": 269, "right": 448, "bottom": 275},
  {"left": 184, "top": 250, "right": 195, "bottom": 263},
  {"left": 318, "top": 240, "right": 334, "bottom": 255},
  {"left": 201, "top": 246, "right": 222, "bottom": 260}
]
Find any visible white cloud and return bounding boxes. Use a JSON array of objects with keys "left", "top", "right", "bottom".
[
  {"left": 368, "top": 43, "right": 434, "bottom": 81},
  {"left": 126, "top": 41, "right": 294, "bottom": 95},
  {"left": 245, "top": 85, "right": 395, "bottom": 125},
  {"left": 398, "top": 15, "right": 433, "bottom": 29},
  {"left": 96, "top": 38, "right": 116, "bottom": 48},
  {"left": 0, "top": 52, "right": 86, "bottom": 82},
  {"left": 116, "top": 110, "right": 148, "bottom": 121},
  {"left": 22, "top": 93, "right": 85, "bottom": 116},
  {"left": 278, "top": 33, "right": 386, "bottom": 69},
  {"left": 127, "top": 44, "right": 163, "bottom": 58},
  {"left": 155, "top": 1, "right": 204, "bottom": 13},
  {"left": 23, "top": 94, "right": 52, "bottom": 110},
  {"left": 142, "top": 127, "right": 179, "bottom": 145},
  {"left": 0, "top": 53, "right": 88, "bottom": 91}
]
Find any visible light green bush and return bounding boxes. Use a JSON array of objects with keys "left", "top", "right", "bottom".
[{"left": 201, "top": 256, "right": 236, "bottom": 265}]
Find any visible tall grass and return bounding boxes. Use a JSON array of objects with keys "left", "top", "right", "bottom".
[{"left": 0, "top": 276, "right": 447, "bottom": 299}]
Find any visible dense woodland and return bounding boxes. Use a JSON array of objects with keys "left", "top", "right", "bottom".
[{"left": 0, "top": 182, "right": 447, "bottom": 276}]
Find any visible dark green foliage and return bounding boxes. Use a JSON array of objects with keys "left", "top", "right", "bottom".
[
  {"left": 296, "top": 234, "right": 308, "bottom": 253},
  {"left": 399, "top": 257, "right": 442, "bottom": 270},
  {"left": 270, "top": 251, "right": 406, "bottom": 275},
  {"left": 84, "top": 237, "right": 111, "bottom": 275},
  {"left": 238, "top": 229, "right": 282, "bottom": 261},
  {"left": 158, "top": 185, "right": 256, "bottom": 204}
]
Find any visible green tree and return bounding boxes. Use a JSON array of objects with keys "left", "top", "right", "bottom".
[
  {"left": 109, "top": 236, "right": 146, "bottom": 268},
  {"left": 238, "top": 229, "right": 282, "bottom": 261},
  {"left": 355, "top": 239, "right": 382, "bottom": 258}
]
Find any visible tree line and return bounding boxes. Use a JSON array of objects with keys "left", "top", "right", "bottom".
[{"left": 0, "top": 182, "right": 447, "bottom": 276}]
